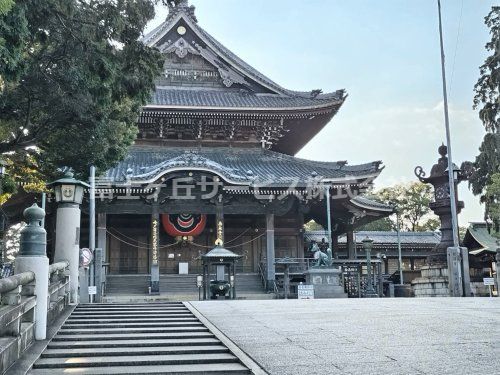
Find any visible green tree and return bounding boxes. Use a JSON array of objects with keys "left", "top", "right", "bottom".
[
  {"left": 304, "top": 220, "right": 324, "bottom": 231},
  {"left": 0, "top": 0, "right": 13, "bottom": 16},
  {"left": 471, "top": 6, "right": 500, "bottom": 228},
  {"left": 484, "top": 173, "right": 500, "bottom": 236},
  {"left": 0, "top": 0, "right": 163, "bottom": 180},
  {"left": 369, "top": 182, "right": 438, "bottom": 232},
  {"left": 358, "top": 217, "right": 394, "bottom": 232}
]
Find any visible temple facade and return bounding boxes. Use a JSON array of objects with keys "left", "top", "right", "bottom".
[{"left": 95, "top": 1, "right": 392, "bottom": 294}]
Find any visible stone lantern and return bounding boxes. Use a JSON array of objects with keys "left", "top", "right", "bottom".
[
  {"left": 362, "top": 236, "right": 378, "bottom": 298},
  {"left": 48, "top": 171, "right": 89, "bottom": 304},
  {"left": 413, "top": 144, "right": 472, "bottom": 297},
  {"left": 414, "top": 144, "right": 468, "bottom": 258}
]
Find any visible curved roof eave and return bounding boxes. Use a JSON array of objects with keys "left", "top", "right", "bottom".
[
  {"left": 142, "top": 98, "right": 345, "bottom": 113},
  {"left": 349, "top": 196, "right": 394, "bottom": 213}
]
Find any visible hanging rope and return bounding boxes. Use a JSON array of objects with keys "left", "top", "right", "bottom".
[
  {"left": 106, "top": 227, "right": 265, "bottom": 251},
  {"left": 226, "top": 231, "right": 266, "bottom": 249},
  {"left": 106, "top": 229, "right": 179, "bottom": 250},
  {"left": 223, "top": 227, "right": 251, "bottom": 245}
]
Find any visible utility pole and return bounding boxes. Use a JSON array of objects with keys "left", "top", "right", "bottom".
[{"left": 437, "top": 0, "right": 460, "bottom": 248}]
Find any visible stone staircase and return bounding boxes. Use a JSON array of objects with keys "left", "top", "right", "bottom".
[
  {"left": 160, "top": 275, "right": 198, "bottom": 295},
  {"left": 235, "top": 273, "right": 266, "bottom": 295},
  {"left": 106, "top": 275, "right": 149, "bottom": 295},
  {"left": 28, "top": 303, "right": 251, "bottom": 374}
]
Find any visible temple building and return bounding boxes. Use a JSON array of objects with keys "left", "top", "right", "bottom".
[{"left": 95, "top": 1, "right": 392, "bottom": 295}]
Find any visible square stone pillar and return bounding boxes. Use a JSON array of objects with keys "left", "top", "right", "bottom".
[
  {"left": 347, "top": 230, "right": 356, "bottom": 259},
  {"left": 266, "top": 213, "right": 275, "bottom": 290}
]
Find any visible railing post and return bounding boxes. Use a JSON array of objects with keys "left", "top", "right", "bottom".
[{"left": 14, "top": 204, "right": 49, "bottom": 340}]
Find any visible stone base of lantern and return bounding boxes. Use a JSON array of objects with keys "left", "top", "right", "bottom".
[
  {"left": 305, "top": 268, "right": 348, "bottom": 298},
  {"left": 411, "top": 265, "right": 449, "bottom": 297}
]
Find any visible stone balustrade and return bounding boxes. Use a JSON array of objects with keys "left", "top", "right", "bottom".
[{"left": 0, "top": 262, "right": 71, "bottom": 374}]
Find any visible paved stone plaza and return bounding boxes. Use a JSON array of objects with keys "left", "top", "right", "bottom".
[{"left": 189, "top": 298, "right": 500, "bottom": 375}]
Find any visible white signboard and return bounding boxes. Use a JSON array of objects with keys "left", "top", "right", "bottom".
[
  {"left": 88, "top": 286, "right": 97, "bottom": 295},
  {"left": 483, "top": 277, "right": 495, "bottom": 286},
  {"left": 81, "top": 248, "right": 93, "bottom": 268},
  {"left": 298, "top": 284, "right": 315, "bottom": 299}
]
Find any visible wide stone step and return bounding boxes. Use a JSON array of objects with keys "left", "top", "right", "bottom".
[
  {"left": 47, "top": 338, "right": 222, "bottom": 349},
  {"left": 66, "top": 317, "right": 198, "bottom": 323},
  {"left": 78, "top": 303, "right": 184, "bottom": 306},
  {"left": 42, "top": 345, "right": 228, "bottom": 358},
  {"left": 74, "top": 307, "right": 189, "bottom": 312},
  {"left": 77, "top": 303, "right": 184, "bottom": 308},
  {"left": 51, "top": 331, "right": 215, "bottom": 341},
  {"left": 62, "top": 322, "right": 202, "bottom": 329},
  {"left": 71, "top": 310, "right": 190, "bottom": 315},
  {"left": 57, "top": 326, "right": 208, "bottom": 334},
  {"left": 68, "top": 313, "right": 195, "bottom": 319},
  {"left": 33, "top": 353, "right": 240, "bottom": 368},
  {"left": 29, "top": 363, "right": 251, "bottom": 374}
]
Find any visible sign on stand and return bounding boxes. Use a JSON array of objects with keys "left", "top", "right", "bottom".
[
  {"left": 81, "top": 248, "right": 93, "bottom": 268},
  {"left": 88, "top": 286, "right": 97, "bottom": 295},
  {"left": 483, "top": 277, "right": 494, "bottom": 286},
  {"left": 483, "top": 278, "right": 495, "bottom": 298},
  {"left": 298, "top": 284, "right": 314, "bottom": 299}
]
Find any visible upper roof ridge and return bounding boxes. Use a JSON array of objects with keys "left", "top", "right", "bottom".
[{"left": 165, "top": 0, "right": 197, "bottom": 23}]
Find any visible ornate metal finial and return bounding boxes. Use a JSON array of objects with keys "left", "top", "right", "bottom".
[
  {"left": 64, "top": 170, "right": 74, "bottom": 179},
  {"left": 438, "top": 143, "right": 447, "bottom": 157},
  {"left": 166, "top": 0, "right": 197, "bottom": 22},
  {"left": 19, "top": 204, "right": 47, "bottom": 256},
  {"left": 362, "top": 236, "right": 373, "bottom": 250},
  {"left": 24, "top": 203, "right": 45, "bottom": 225},
  {"left": 414, "top": 165, "right": 427, "bottom": 182}
]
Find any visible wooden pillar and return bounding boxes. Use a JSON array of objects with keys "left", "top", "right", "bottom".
[
  {"left": 332, "top": 235, "right": 339, "bottom": 259},
  {"left": 347, "top": 230, "right": 356, "bottom": 259},
  {"left": 97, "top": 213, "right": 107, "bottom": 262},
  {"left": 150, "top": 204, "right": 160, "bottom": 294},
  {"left": 266, "top": 213, "right": 275, "bottom": 290},
  {"left": 297, "top": 212, "right": 305, "bottom": 258}
]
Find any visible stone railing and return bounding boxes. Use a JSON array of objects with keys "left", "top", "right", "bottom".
[
  {"left": 0, "top": 262, "right": 71, "bottom": 374},
  {"left": 0, "top": 271, "right": 37, "bottom": 374},
  {"left": 48, "top": 261, "right": 70, "bottom": 323}
]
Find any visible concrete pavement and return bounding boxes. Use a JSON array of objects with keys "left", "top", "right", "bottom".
[{"left": 189, "top": 298, "right": 500, "bottom": 375}]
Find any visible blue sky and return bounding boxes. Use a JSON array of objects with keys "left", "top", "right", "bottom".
[{"left": 147, "top": 0, "right": 496, "bottom": 225}]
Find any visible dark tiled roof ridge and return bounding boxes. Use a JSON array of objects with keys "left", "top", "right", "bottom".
[
  {"left": 126, "top": 145, "right": 380, "bottom": 173},
  {"left": 261, "top": 149, "right": 380, "bottom": 173},
  {"left": 149, "top": 87, "right": 345, "bottom": 110},
  {"left": 354, "top": 231, "right": 440, "bottom": 237}
]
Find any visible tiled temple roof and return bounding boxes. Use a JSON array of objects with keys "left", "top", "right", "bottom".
[
  {"left": 463, "top": 222, "right": 499, "bottom": 255},
  {"left": 105, "top": 146, "right": 382, "bottom": 186},
  {"left": 338, "top": 231, "right": 441, "bottom": 246},
  {"left": 141, "top": 1, "right": 345, "bottom": 112},
  {"left": 149, "top": 88, "right": 345, "bottom": 110}
]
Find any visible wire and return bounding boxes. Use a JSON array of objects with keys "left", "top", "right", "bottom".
[{"left": 448, "top": 0, "right": 464, "bottom": 98}]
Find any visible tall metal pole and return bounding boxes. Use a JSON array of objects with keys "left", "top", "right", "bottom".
[
  {"left": 396, "top": 211, "right": 403, "bottom": 285},
  {"left": 41, "top": 192, "right": 46, "bottom": 229},
  {"left": 89, "top": 166, "right": 96, "bottom": 302},
  {"left": 437, "top": 0, "right": 460, "bottom": 248},
  {"left": 325, "top": 187, "right": 333, "bottom": 250}
]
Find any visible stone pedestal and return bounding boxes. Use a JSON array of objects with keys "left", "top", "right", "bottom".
[
  {"left": 54, "top": 205, "right": 81, "bottom": 304},
  {"left": 411, "top": 265, "right": 449, "bottom": 297},
  {"left": 305, "top": 268, "right": 347, "bottom": 298}
]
